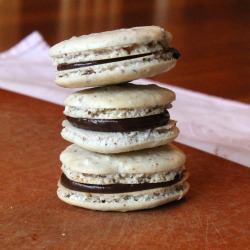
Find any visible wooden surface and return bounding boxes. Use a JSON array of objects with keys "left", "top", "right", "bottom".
[
  {"left": 0, "top": 0, "right": 250, "bottom": 102},
  {"left": 1, "top": 90, "right": 250, "bottom": 249},
  {"left": 1, "top": 1, "right": 250, "bottom": 249}
]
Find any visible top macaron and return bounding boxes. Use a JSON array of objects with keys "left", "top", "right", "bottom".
[{"left": 49, "top": 26, "right": 180, "bottom": 88}]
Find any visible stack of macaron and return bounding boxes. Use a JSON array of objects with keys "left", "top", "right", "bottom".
[{"left": 50, "top": 26, "right": 189, "bottom": 212}]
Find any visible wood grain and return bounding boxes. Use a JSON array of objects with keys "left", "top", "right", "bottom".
[
  {"left": 1, "top": 89, "right": 250, "bottom": 250},
  {"left": 0, "top": 0, "right": 249, "bottom": 103},
  {"left": 0, "top": 1, "right": 250, "bottom": 248}
]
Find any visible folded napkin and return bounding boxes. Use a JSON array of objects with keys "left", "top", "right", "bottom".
[{"left": 1, "top": 32, "right": 249, "bottom": 167}]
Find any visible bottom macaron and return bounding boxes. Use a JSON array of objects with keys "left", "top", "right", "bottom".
[
  {"left": 57, "top": 178, "right": 189, "bottom": 212},
  {"left": 57, "top": 143, "right": 189, "bottom": 212}
]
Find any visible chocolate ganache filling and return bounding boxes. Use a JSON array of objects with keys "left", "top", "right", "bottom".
[
  {"left": 66, "top": 111, "right": 170, "bottom": 132},
  {"left": 61, "top": 172, "right": 183, "bottom": 194},
  {"left": 57, "top": 47, "right": 181, "bottom": 71}
]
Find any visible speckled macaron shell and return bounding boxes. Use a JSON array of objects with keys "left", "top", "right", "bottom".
[
  {"left": 50, "top": 26, "right": 172, "bottom": 57},
  {"left": 64, "top": 83, "right": 175, "bottom": 119},
  {"left": 57, "top": 179, "right": 189, "bottom": 212},
  {"left": 60, "top": 143, "right": 185, "bottom": 175},
  {"left": 49, "top": 26, "right": 176, "bottom": 88},
  {"left": 60, "top": 143, "right": 186, "bottom": 184},
  {"left": 61, "top": 120, "right": 179, "bottom": 154},
  {"left": 57, "top": 145, "right": 189, "bottom": 212},
  {"left": 54, "top": 58, "right": 177, "bottom": 88}
]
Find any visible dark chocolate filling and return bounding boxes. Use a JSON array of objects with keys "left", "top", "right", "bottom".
[
  {"left": 57, "top": 47, "right": 181, "bottom": 71},
  {"left": 61, "top": 172, "right": 182, "bottom": 194},
  {"left": 66, "top": 111, "right": 170, "bottom": 132}
]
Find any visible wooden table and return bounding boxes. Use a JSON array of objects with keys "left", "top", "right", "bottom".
[
  {"left": 1, "top": 90, "right": 250, "bottom": 249},
  {"left": 1, "top": 1, "right": 250, "bottom": 249}
]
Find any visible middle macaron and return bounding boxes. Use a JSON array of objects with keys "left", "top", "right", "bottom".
[{"left": 61, "top": 83, "right": 179, "bottom": 154}]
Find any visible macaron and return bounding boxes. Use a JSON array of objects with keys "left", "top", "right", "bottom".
[
  {"left": 49, "top": 26, "right": 180, "bottom": 88},
  {"left": 61, "top": 83, "right": 179, "bottom": 154},
  {"left": 57, "top": 144, "right": 189, "bottom": 212}
]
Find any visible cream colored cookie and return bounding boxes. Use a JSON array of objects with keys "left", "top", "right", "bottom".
[
  {"left": 57, "top": 179, "right": 189, "bottom": 212},
  {"left": 55, "top": 56, "right": 176, "bottom": 88},
  {"left": 57, "top": 143, "right": 189, "bottom": 211},
  {"left": 64, "top": 83, "right": 175, "bottom": 119},
  {"left": 49, "top": 26, "right": 180, "bottom": 88},
  {"left": 62, "top": 164, "right": 184, "bottom": 185},
  {"left": 61, "top": 120, "right": 179, "bottom": 154},
  {"left": 60, "top": 143, "right": 186, "bottom": 184},
  {"left": 50, "top": 26, "right": 172, "bottom": 56}
]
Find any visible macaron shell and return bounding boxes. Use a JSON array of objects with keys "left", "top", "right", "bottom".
[
  {"left": 56, "top": 56, "right": 176, "bottom": 88},
  {"left": 62, "top": 165, "right": 184, "bottom": 185},
  {"left": 64, "top": 105, "right": 168, "bottom": 120},
  {"left": 53, "top": 42, "right": 168, "bottom": 65},
  {"left": 57, "top": 180, "right": 189, "bottom": 212},
  {"left": 64, "top": 83, "right": 175, "bottom": 110},
  {"left": 50, "top": 26, "right": 172, "bottom": 56},
  {"left": 60, "top": 143, "right": 186, "bottom": 175},
  {"left": 61, "top": 120, "right": 179, "bottom": 154}
]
